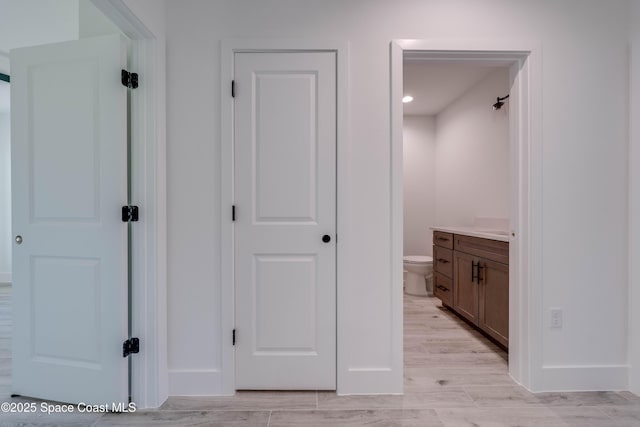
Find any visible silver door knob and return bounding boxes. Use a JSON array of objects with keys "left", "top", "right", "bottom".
[{"left": 15, "top": 235, "right": 22, "bottom": 244}]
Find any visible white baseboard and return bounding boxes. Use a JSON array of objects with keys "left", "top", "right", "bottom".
[
  {"left": 168, "top": 369, "right": 229, "bottom": 396},
  {"left": 538, "top": 364, "right": 628, "bottom": 391},
  {"left": 0, "top": 273, "right": 11, "bottom": 284}
]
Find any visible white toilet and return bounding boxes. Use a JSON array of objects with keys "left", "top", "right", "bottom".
[{"left": 403, "top": 255, "right": 433, "bottom": 296}]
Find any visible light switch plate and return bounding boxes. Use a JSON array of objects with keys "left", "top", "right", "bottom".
[{"left": 550, "top": 308, "right": 563, "bottom": 329}]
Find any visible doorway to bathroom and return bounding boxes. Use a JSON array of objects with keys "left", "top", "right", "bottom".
[
  {"left": 402, "top": 57, "right": 511, "bottom": 376},
  {"left": 391, "top": 41, "right": 539, "bottom": 389}
]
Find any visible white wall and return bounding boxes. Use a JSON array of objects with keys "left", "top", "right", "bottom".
[
  {"left": 0, "top": 54, "right": 8, "bottom": 75},
  {"left": 539, "top": 4, "right": 627, "bottom": 387},
  {"left": 123, "top": 0, "right": 166, "bottom": 38},
  {"left": 0, "top": 111, "right": 10, "bottom": 282},
  {"left": 435, "top": 68, "right": 510, "bottom": 227},
  {"left": 403, "top": 116, "right": 436, "bottom": 256},
  {"left": 0, "top": 0, "right": 79, "bottom": 55},
  {"left": 80, "top": 0, "right": 121, "bottom": 38},
  {"left": 164, "top": 0, "right": 630, "bottom": 394}
]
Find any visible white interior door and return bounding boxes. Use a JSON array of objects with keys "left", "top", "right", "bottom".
[
  {"left": 234, "top": 52, "right": 337, "bottom": 390},
  {"left": 11, "top": 34, "right": 129, "bottom": 405}
]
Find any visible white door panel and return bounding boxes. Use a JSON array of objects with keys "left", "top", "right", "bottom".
[
  {"left": 11, "top": 34, "right": 129, "bottom": 405},
  {"left": 235, "top": 52, "right": 336, "bottom": 390},
  {"left": 254, "top": 254, "right": 317, "bottom": 353}
]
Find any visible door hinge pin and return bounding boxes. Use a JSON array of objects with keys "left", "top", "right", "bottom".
[
  {"left": 122, "top": 205, "right": 139, "bottom": 222},
  {"left": 123, "top": 337, "right": 140, "bottom": 357},
  {"left": 121, "top": 69, "right": 139, "bottom": 89}
]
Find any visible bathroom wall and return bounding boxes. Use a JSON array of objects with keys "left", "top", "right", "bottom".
[
  {"left": 403, "top": 115, "right": 436, "bottom": 256},
  {"left": 435, "top": 67, "right": 510, "bottom": 227},
  {"left": 0, "top": 110, "right": 10, "bottom": 282}
]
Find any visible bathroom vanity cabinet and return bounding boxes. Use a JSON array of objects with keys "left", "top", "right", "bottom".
[
  {"left": 433, "top": 231, "right": 509, "bottom": 348},
  {"left": 433, "top": 231, "right": 454, "bottom": 307}
]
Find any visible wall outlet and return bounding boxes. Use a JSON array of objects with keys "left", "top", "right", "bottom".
[{"left": 550, "top": 308, "right": 563, "bottom": 329}]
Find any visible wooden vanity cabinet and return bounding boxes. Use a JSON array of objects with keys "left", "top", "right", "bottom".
[
  {"left": 434, "top": 231, "right": 509, "bottom": 348},
  {"left": 433, "top": 232, "right": 454, "bottom": 307}
]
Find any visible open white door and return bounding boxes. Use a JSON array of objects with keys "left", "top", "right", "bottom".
[
  {"left": 234, "top": 52, "right": 337, "bottom": 389},
  {"left": 11, "top": 34, "right": 130, "bottom": 405}
]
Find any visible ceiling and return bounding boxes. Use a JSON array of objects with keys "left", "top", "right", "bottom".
[{"left": 402, "top": 61, "right": 503, "bottom": 116}]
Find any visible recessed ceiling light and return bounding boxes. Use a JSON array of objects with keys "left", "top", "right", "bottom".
[{"left": 402, "top": 95, "right": 413, "bottom": 103}]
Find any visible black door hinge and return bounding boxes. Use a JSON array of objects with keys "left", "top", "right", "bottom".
[
  {"left": 232, "top": 205, "right": 236, "bottom": 221},
  {"left": 233, "top": 329, "right": 236, "bottom": 345},
  {"left": 122, "top": 205, "right": 139, "bottom": 222},
  {"left": 122, "top": 69, "right": 139, "bottom": 89},
  {"left": 123, "top": 337, "right": 140, "bottom": 357},
  {"left": 231, "top": 80, "right": 235, "bottom": 98}
]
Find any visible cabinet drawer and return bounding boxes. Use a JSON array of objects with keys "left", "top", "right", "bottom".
[
  {"left": 433, "top": 245, "right": 453, "bottom": 278},
  {"left": 434, "top": 272, "right": 453, "bottom": 307},
  {"left": 433, "top": 231, "right": 454, "bottom": 249},
  {"left": 454, "top": 234, "right": 509, "bottom": 265}
]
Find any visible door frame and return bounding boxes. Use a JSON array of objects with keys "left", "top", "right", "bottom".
[
  {"left": 91, "top": 0, "right": 168, "bottom": 408},
  {"left": 632, "top": 25, "right": 640, "bottom": 396},
  {"left": 0, "top": 70, "right": 9, "bottom": 284},
  {"left": 221, "top": 39, "right": 349, "bottom": 395},
  {"left": 390, "top": 39, "right": 543, "bottom": 390}
]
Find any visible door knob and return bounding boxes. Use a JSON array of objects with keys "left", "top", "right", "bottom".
[
  {"left": 322, "top": 234, "right": 331, "bottom": 243},
  {"left": 15, "top": 235, "right": 23, "bottom": 245}
]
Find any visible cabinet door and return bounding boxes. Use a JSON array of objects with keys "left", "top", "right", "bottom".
[
  {"left": 479, "top": 259, "right": 509, "bottom": 347},
  {"left": 453, "top": 251, "right": 479, "bottom": 325}
]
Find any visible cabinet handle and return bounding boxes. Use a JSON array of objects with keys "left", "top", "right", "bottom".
[
  {"left": 436, "top": 237, "right": 449, "bottom": 242},
  {"left": 477, "top": 264, "right": 484, "bottom": 284},
  {"left": 471, "top": 261, "right": 478, "bottom": 283},
  {"left": 437, "top": 285, "right": 449, "bottom": 292},
  {"left": 437, "top": 258, "right": 449, "bottom": 264}
]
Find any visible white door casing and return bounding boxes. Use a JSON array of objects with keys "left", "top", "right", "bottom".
[
  {"left": 11, "top": 34, "right": 129, "bottom": 405},
  {"left": 234, "top": 52, "right": 337, "bottom": 390}
]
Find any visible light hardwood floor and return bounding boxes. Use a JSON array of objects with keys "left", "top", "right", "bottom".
[{"left": 0, "top": 286, "right": 639, "bottom": 426}]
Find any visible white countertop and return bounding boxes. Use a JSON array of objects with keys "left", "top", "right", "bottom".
[{"left": 430, "top": 226, "right": 510, "bottom": 242}]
